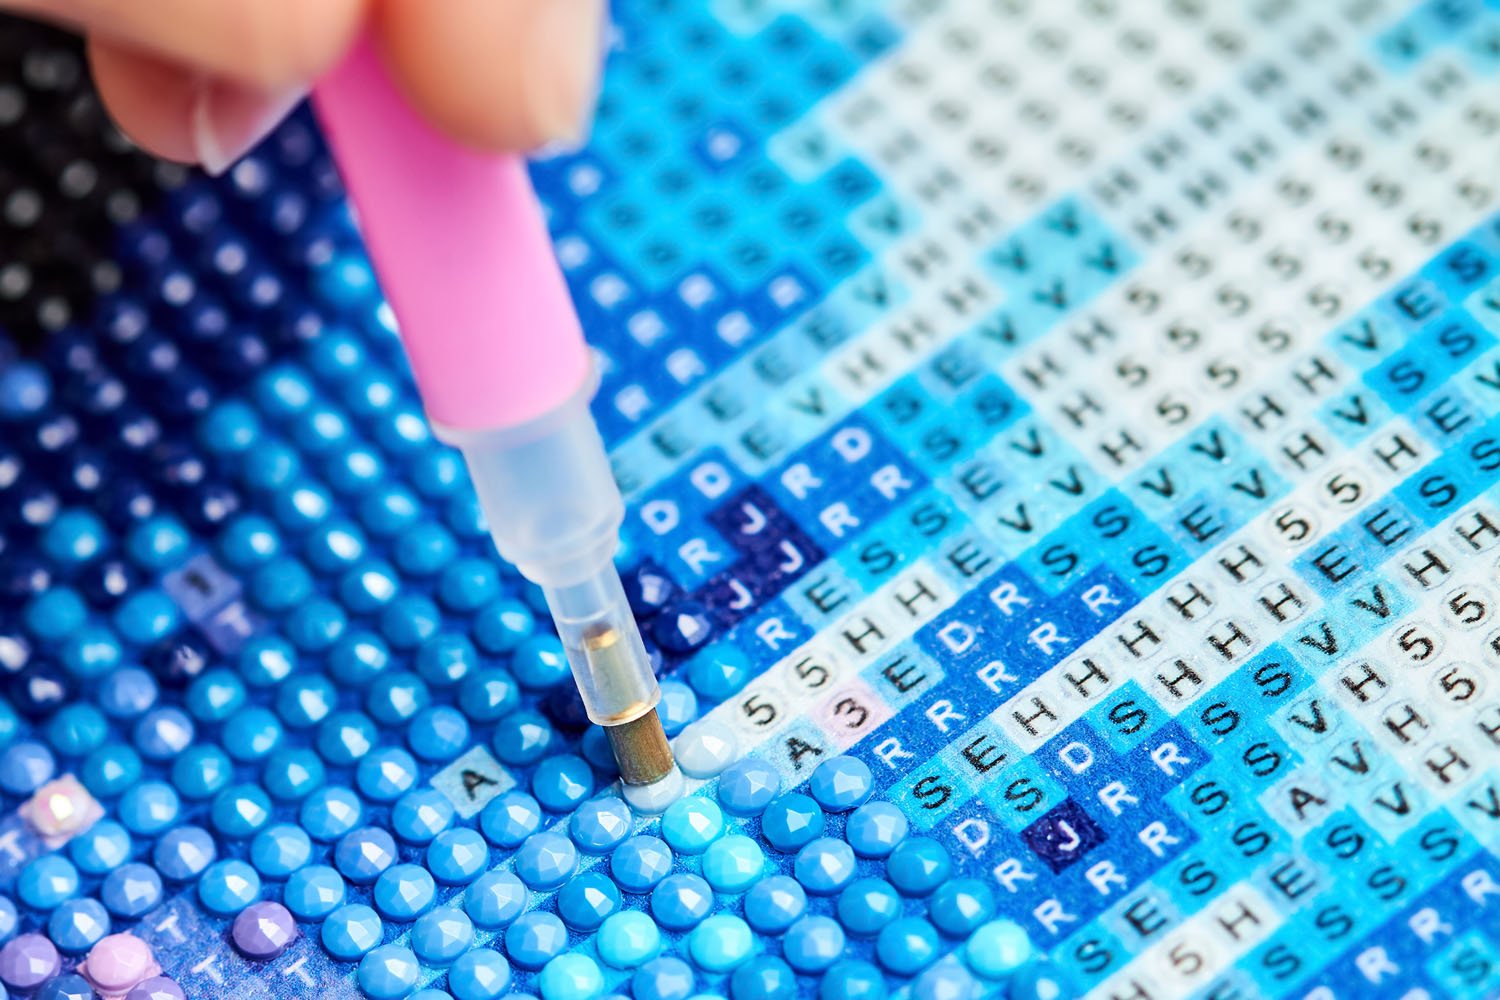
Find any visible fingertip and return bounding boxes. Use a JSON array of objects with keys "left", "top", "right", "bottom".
[{"left": 86, "top": 36, "right": 200, "bottom": 164}]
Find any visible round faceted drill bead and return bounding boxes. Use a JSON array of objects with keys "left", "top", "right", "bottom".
[
  {"left": 336, "top": 827, "right": 397, "bottom": 883},
  {"left": 69, "top": 821, "right": 131, "bottom": 874},
  {"left": 913, "top": 964, "right": 979, "bottom": 1000},
  {"left": 876, "top": 918, "right": 941, "bottom": 975},
  {"left": 262, "top": 747, "right": 325, "bottom": 801},
  {"left": 414, "top": 633, "right": 477, "bottom": 689},
  {"left": 48, "top": 898, "right": 110, "bottom": 953},
  {"left": 427, "top": 828, "right": 489, "bottom": 884},
  {"left": 38, "top": 973, "right": 96, "bottom": 1000},
  {"left": 133, "top": 707, "right": 194, "bottom": 760},
  {"left": 783, "top": 915, "right": 845, "bottom": 974},
  {"left": 437, "top": 558, "right": 500, "bottom": 612},
  {"left": 654, "top": 603, "right": 714, "bottom": 656},
  {"left": 185, "top": 670, "right": 245, "bottom": 723},
  {"left": 761, "top": 794, "right": 825, "bottom": 852},
  {"left": 393, "top": 788, "right": 454, "bottom": 844},
  {"left": 153, "top": 826, "right": 216, "bottom": 881},
  {"left": 717, "top": 757, "right": 779, "bottom": 817},
  {"left": 731, "top": 955, "right": 796, "bottom": 1000},
  {"left": 514, "top": 831, "right": 577, "bottom": 891},
  {"left": 480, "top": 791, "right": 541, "bottom": 847},
  {"left": 97, "top": 667, "right": 157, "bottom": 720},
  {"left": 633, "top": 957, "right": 694, "bottom": 1000},
  {"left": 323, "top": 903, "right": 383, "bottom": 961},
  {"left": 0, "top": 933, "right": 60, "bottom": 991},
  {"left": 171, "top": 744, "right": 231, "bottom": 798},
  {"left": 821, "top": 960, "right": 887, "bottom": 1000},
  {"left": 684, "top": 643, "right": 749, "bottom": 699},
  {"left": 929, "top": 879, "right": 996, "bottom": 938},
  {"left": 232, "top": 901, "right": 296, "bottom": 960},
  {"left": 557, "top": 872, "right": 620, "bottom": 931},
  {"left": 18, "top": 854, "right": 79, "bottom": 909},
  {"left": 0, "top": 895, "right": 12, "bottom": 942},
  {"left": 1006, "top": 961, "right": 1068, "bottom": 1000},
  {"left": 0, "top": 741, "right": 54, "bottom": 794},
  {"left": 127, "top": 977, "right": 188, "bottom": 1000},
  {"left": 315, "top": 711, "right": 377, "bottom": 766},
  {"left": 238, "top": 635, "right": 296, "bottom": 687},
  {"left": 300, "top": 786, "right": 362, "bottom": 840},
  {"left": 472, "top": 598, "right": 535, "bottom": 654},
  {"left": 794, "top": 837, "right": 857, "bottom": 895},
  {"left": 100, "top": 864, "right": 163, "bottom": 918},
  {"left": 449, "top": 949, "right": 512, "bottom": 1000},
  {"left": 366, "top": 671, "right": 430, "bottom": 726},
  {"left": 250, "top": 823, "right": 313, "bottom": 877},
  {"left": 82, "top": 933, "right": 156, "bottom": 996},
  {"left": 810, "top": 756, "right": 873, "bottom": 811},
  {"left": 539, "top": 953, "right": 604, "bottom": 1000},
  {"left": 570, "top": 796, "right": 633, "bottom": 854},
  {"left": 284, "top": 865, "right": 346, "bottom": 921},
  {"left": 650, "top": 873, "right": 713, "bottom": 931},
  {"left": 275, "top": 674, "right": 335, "bottom": 728},
  {"left": 328, "top": 632, "right": 390, "bottom": 685},
  {"left": 846, "top": 801, "right": 908, "bottom": 858},
  {"left": 374, "top": 863, "right": 436, "bottom": 921},
  {"left": 661, "top": 796, "right": 724, "bottom": 855},
  {"left": 504, "top": 911, "right": 567, "bottom": 970},
  {"left": 597, "top": 911, "right": 661, "bottom": 969},
  {"left": 211, "top": 783, "right": 273, "bottom": 838},
  {"left": 837, "top": 879, "right": 902, "bottom": 937},
  {"left": 688, "top": 914, "right": 753, "bottom": 973},
  {"left": 198, "top": 859, "right": 260, "bottom": 915},
  {"left": 412, "top": 907, "right": 473, "bottom": 965},
  {"left": 744, "top": 876, "right": 806, "bottom": 934},
  {"left": 464, "top": 870, "right": 526, "bottom": 929},
  {"left": 46, "top": 703, "right": 108, "bottom": 755},
  {"left": 359, "top": 944, "right": 421, "bottom": 1000},
  {"left": 380, "top": 594, "right": 440, "bottom": 649},
  {"left": 222, "top": 708, "right": 282, "bottom": 762},
  {"left": 964, "top": 920, "right": 1032, "bottom": 979},
  {"left": 356, "top": 746, "right": 419, "bottom": 802},
  {"left": 492, "top": 709, "right": 553, "bottom": 766},
  {"left": 458, "top": 668, "right": 518, "bottom": 723},
  {"left": 409, "top": 706, "right": 470, "bottom": 762},
  {"left": 531, "top": 754, "right": 593, "bottom": 812},
  {"left": 511, "top": 635, "right": 569, "bottom": 689},
  {"left": 887, "top": 837, "right": 952, "bottom": 897},
  {"left": 612, "top": 835, "right": 673, "bottom": 893},
  {"left": 702, "top": 834, "right": 765, "bottom": 893}
]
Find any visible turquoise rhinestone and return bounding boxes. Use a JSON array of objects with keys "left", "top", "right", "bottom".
[
  {"left": 359, "top": 485, "right": 421, "bottom": 538},
  {"left": 717, "top": 757, "right": 779, "bottom": 817},
  {"left": 118, "top": 781, "right": 179, "bottom": 834},
  {"left": 511, "top": 635, "right": 570, "bottom": 689},
  {"left": 286, "top": 597, "right": 347, "bottom": 651},
  {"left": 96, "top": 667, "right": 157, "bottom": 719},
  {"left": 58, "top": 625, "right": 121, "bottom": 680},
  {"left": 185, "top": 669, "right": 246, "bottom": 723},
  {"left": 153, "top": 826, "right": 215, "bottom": 881},
  {"left": 597, "top": 910, "right": 661, "bottom": 969},
  {"left": 324, "top": 444, "right": 385, "bottom": 494},
  {"left": 532, "top": 754, "right": 594, "bottom": 812},
  {"left": 356, "top": 746, "right": 419, "bottom": 802},
  {"left": 47, "top": 899, "right": 109, "bottom": 953},
  {"left": 358, "top": 944, "right": 420, "bottom": 1000},
  {"left": 0, "top": 740, "right": 54, "bottom": 794},
  {"left": 650, "top": 874, "right": 713, "bottom": 931},
  {"left": 222, "top": 707, "right": 283, "bottom": 761},
  {"left": 837, "top": 879, "right": 902, "bottom": 937},
  {"left": 685, "top": 643, "right": 751, "bottom": 700},
  {"left": 702, "top": 834, "right": 764, "bottom": 893},
  {"left": 472, "top": 598, "right": 535, "bottom": 654},
  {"left": 491, "top": 710, "right": 553, "bottom": 766},
  {"left": 284, "top": 865, "right": 346, "bottom": 921},
  {"left": 557, "top": 871, "right": 621, "bottom": 931},
  {"left": 44, "top": 703, "right": 107, "bottom": 756},
  {"left": 612, "top": 835, "right": 673, "bottom": 893},
  {"left": 846, "top": 801, "right": 908, "bottom": 858},
  {"left": 463, "top": 870, "right": 526, "bottom": 929},
  {"left": 514, "top": 832, "right": 577, "bottom": 891},
  {"left": 211, "top": 783, "right": 272, "bottom": 838},
  {"left": 336, "top": 827, "right": 397, "bottom": 884},
  {"left": 250, "top": 823, "right": 312, "bottom": 877},
  {"left": 412, "top": 907, "right": 473, "bottom": 965},
  {"left": 410, "top": 449, "right": 465, "bottom": 498},
  {"left": 323, "top": 903, "right": 383, "bottom": 961},
  {"left": 570, "top": 796, "right": 633, "bottom": 854},
  {"left": 300, "top": 786, "right": 363, "bottom": 840},
  {"left": 504, "top": 912, "right": 567, "bottom": 970},
  {"left": 479, "top": 791, "right": 542, "bottom": 847},
  {"left": 41, "top": 509, "right": 108, "bottom": 566},
  {"left": 887, "top": 837, "right": 952, "bottom": 896},
  {"left": 437, "top": 558, "right": 500, "bottom": 611},
  {"left": 393, "top": 521, "right": 457, "bottom": 576},
  {"left": 731, "top": 956, "right": 796, "bottom": 1000},
  {"left": 218, "top": 514, "right": 281, "bottom": 568},
  {"left": 261, "top": 747, "right": 325, "bottom": 801},
  {"left": 416, "top": 633, "right": 478, "bottom": 687},
  {"left": 274, "top": 674, "right": 336, "bottom": 728},
  {"left": 539, "top": 953, "right": 604, "bottom": 1000},
  {"left": 458, "top": 668, "right": 519, "bottom": 722},
  {"left": 373, "top": 863, "right": 436, "bottom": 921},
  {"left": 315, "top": 711, "right": 377, "bottom": 765},
  {"left": 426, "top": 828, "right": 489, "bottom": 885},
  {"left": 392, "top": 788, "right": 455, "bottom": 844},
  {"left": 743, "top": 876, "right": 806, "bottom": 934},
  {"left": 238, "top": 635, "right": 297, "bottom": 687},
  {"left": 124, "top": 515, "right": 189, "bottom": 571},
  {"left": 289, "top": 405, "right": 349, "bottom": 455},
  {"left": 198, "top": 859, "right": 261, "bottom": 915},
  {"left": 964, "top": 920, "right": 1032, "bottom": 979},
  {"left": 820, "top": 960, "right": 887, "bottom": 1000},
  {"left": 366, "top": 672, "right": 430, "bottom": 725},
  {"left": 929, "top": 879, "right": 996, "bottom": 938},
  {"left": 249, "top": 557, "right": 313, "bottom": 612},
  {"left": 80, "top": 743, "right": 141, "bottom": 798},
  {"left": 409, "top": 706, "right": 470, "bottom": 762},
  {"left": 339, "top": 560, "right": 400, "bottom": 613},
  {"left": 449, "top": 948, "right": 512, "bottom": 1000},
  {"left": 251, "top": 364, "right": 314, "bottom": 418},
  {"left": 68, "top": 821, "right": 131, "bottom": 874},
  {"left": 112, "top": 590, "right": 180, "bottom": 644},
  {"left": 875, "top": 918, "right": 940, "bottom": 975},
  {"left": 304, "top": 520, "right": 366, "bottom": 572},
  {"left": 25, "top": 587, "right": 87, "bottom": 641},
  {"left": 688, "top": 914, "right": 753, "bottom": 973},
  {"left": 170, "top": 744, "right": 232, "bottom": 798},
  {"left": 633, "top": 957, "right": 694, "bottom": 1000},
  {"left": 327, "top": 631, "right": 390, "bottom": 685},
  {"left": 271, "top": 480, "right": 333, "bottom": 532},
  {"left": 18, "top": 855, "right": 79, "bottom": 909},
  {"left": 809, "top": 756, "right": 873, "bottom": 811},
  {"left": 761, "top": 794, "right": 825, "bottom": 853},
  {"left": 445, "top": 489, "right": 487, "bottom": 538},
  {"left": 794, "top": 837, "right": 856, "bottom": 895},
  {"left": 913, "top": 963, "right": 979, "bottom": 1000},
  {"left": 784, "top": 915, "right": 846, "bottom": 974},
  {"left": 199, "top": 399, "right": 261, "bottom": 453}
]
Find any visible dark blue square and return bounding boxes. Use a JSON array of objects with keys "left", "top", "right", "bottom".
[{"left": 1020, "top": 798, "right": 1108, "bottom": 873}]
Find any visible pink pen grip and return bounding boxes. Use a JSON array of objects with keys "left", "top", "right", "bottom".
[{"left": 312, "top": 34, "right": 591, "bottom": 432}]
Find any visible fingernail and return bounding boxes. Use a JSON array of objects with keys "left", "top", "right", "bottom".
[
  {"left": 191, "top": 79, "right": 306, "bottom": 177},
  {"left": 524, "top": 0, "right": 605, "bottom": 145}
]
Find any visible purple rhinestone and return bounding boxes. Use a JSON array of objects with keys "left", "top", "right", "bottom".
[
  {"left": 0, "top": 932, "right": 61, "bottom": 989},
  {"left": 231, "top": 900, "right": 297, "bottom": 959},
  {"left": 126, "top": 976, "right": 188, "bottom": 1000}
]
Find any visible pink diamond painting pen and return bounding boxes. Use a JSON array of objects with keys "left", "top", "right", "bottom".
[{"left": 312, "top": 35, "right": 677, "bottom": 795}]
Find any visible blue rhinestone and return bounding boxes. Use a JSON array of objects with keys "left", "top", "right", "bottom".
[
  {"left": 464, "top": 870, "right": 526, "bottom": 929},
  {"left": 261, "top": 747, "right": 325, "bottom": 801},
  {"left": 964, "top": 920, "right": 1032, "bottom": 979},
  {"left": 657, "top": 681, "right": 698, "bottom": 736},
  {"left": 837, "top": 879, "right": 902, "bottom": 937},
  {"left": 336, "top": 827, "right": 397, "bottom": 884},
  {"left": 886, "top": 838, "right": 952, "bottom": 897},
  {"left": 356, "top": 746, "right": 419, "bottom": 802},
  {"left": 820, "top": 960, "right": 887, "bottom": 1000},
  {"left": 929, "top": 879, "right": 995, "bottom": 938},
  {"left": 286, "top": 598, "right": 346, "bottom": 651},
  {"left": 532, "top": 754, "right": 594, "bottom": 813},
  {"left": 315, "top": 711, "right": 378, "bottom": 765},
  {"left": 198, "top": 859, "right": 261, "bottom": 915},
  {"left": 218, "top": 514, "right": 281, "bottom": 568},
  {"left": 913, "top": 963, "right": 979, "bottom": 1000},
  {"left": 18, "top": 855, "right": 79, "bottom": 909},
  {"left": 324, "top": 444, "right": 385, "bottom": 494},
  {"left": 358, "top": 486, "right": 419, "bottom": 538},
  {"left": 623, "top": 565, "right": 676, "bottom": 618},
  {"left": 118, "top": 781, "right": 179, "bottom": 834},
  {"left": 580, "top": 727, "right": 615, "bottom": 771},
  {"left": 379, "top": 594, "right": 441, "bottom": 649},
  {"left": 394, "top": 521, "right": 457, "bottom": 577},
  {"left": 472, "top": 599, "right": 535, "bottom": 654},
  {"left": 323, "top": 903, "right": 383, "bottom": 960},
  {"left": 222, "top": 707, "right": 283, "bottom": 762},
  {"left": 702, "top": 834, "right": 765, "bottom": 893},
  {"left": 58, "top": 626, "right": 122, "bottom": 680},
  {"left": 491, "top": 710, "right": 554, "bottom": 766},
  {"left": 366, "top": 671, "right": 430, "bottom": 725},
  {"left": 185, "top": 669, "right": 246, "bottom": 723},
  {"left": 597, "top": 910, "right": 660, "bottom": 969},
  {"left": 358, "top": 944, "right": 421, "bottom": 1000},
  {"left": 511, "top": 635, "right": 570, "bottom": 689},
  {"left": 794, "top": 837, "right": 856, "bottom": 895},
  {"left": 480, "top": 791, "right": 542, "bottom": 847},
  {"left": 0, "top": 741, "right": 55, "bottom": 794},
  {"left": 557, "top": 871, "right": 621, "bottom": 931},
  {"left": 113, "top": 590, "right": 181, "bottom": 645},
  {"left": 304, "top": 520, "right": 366, "bottom": 572},
  {"left": 272, "top": 480, "right": 333, "bottom": 532},
  {"left": 124, "top": 515, "right": 189, "bottom": 571},
  {"left": 274, "top": 674, "right": 336, "bottom": 728},
  {"left": 327, "top": 632, "right": 390, "bottom": 685},
  {"left": 0, "top": 895, "right": 14, "bottom": 942},
  {"left": 652, "top": 603, "right": 714, "bottom": 655},
  {"left": 415, "top": 633, "right": 477, "bottom": 687},
  {"left": 810, "top": 756, "right": 873, "bottom": 811},
  {"left": 69, "top": 821, "right": 131, "bottom": 874},
  {"left": 25, "top": 588, "right": 86, "bottom": 643},
  {"left": 449, "top": 948, "right": 512, "bottom": 1000},
  {"left": 45, "top": 703, "right": 107, "bottom": 756},
  {"left": 300, "top": 786, "right": 363, "bottom": 840},
  {"left": 730, "top": 956, "right": 796, "bottom": 1000},
  {"left": 409, "top": 706, "right": 470, "bottom": 762},
  {"left": 100, "top": 863, "right": 162, "bottom": 918},
  {"left": 211, "top": 783, "right": 273, "bottom": 838},
  {"left": 875, "top": 918, "right": 940, "bottom": 975},
  {"left": 539, "top": 953, "right": 605, "bottom": 1000},
  {"left": 650, "top": 873, "right": 713, "bottom": 931},
  {"left": 412, "top": 906, "right": 473, "bottom": 966},
  {"left": 80, "top": 743, "right": 141, "bottom": 798},
  {"left": 249, "top": 558, "right": 313, "bottom": 612},
  {"left": 393, "top": 788, "right": 455, "bottom": 844},
  {"left": 36, "top": 974, "right": 93, "bottom": 1000},
  {"left": 251, "top": 823, "right": 312, "bottom": 877},
  {"left": 47, "top": 899, "right": 109, "bottom": 953},
  {"left": 132, "top": 707, "right": 194, "bottom": 760},
  {"left": 504, "top": 911, "right": 568, "bottom": 970},
  {"left": 570, "top": 796, "right": 633, "bottom": 854},
  {"left": 237, "top": 635, "right": 296, "bottom": 687},
  {"left": 761, "top": 794, "right": 825, "bottom": 853},
  {"left": 632, "top": 956, "right": 695, "bottom": 1000},
  {"left": 153, "top": 826, "right": 216, "bottom": 881},
  {"left": 846, "top": 801, "right": 908, "bottom": 858},
  {"left": 9, "top": 666, "right": 73, "bottom": 719},
  {"left": 687, "top": 913, "right": 752, "bottom": 973},
  {"left": 340, "top": 560, "right": 400, "bottom": 614},
  {"left": 427, "top": 828, "right": 489, "bottom": 885},
  {"left": 373, "top": 863, "right": 436, "bottom": 921},
  {"left": 612, "top": 835, "right": 673, "bottom": 893},
  {"left": 284, "top": 864, "right": 346, "bottom": 921},
  {"left": 514, "top": 832, "right": 577, "bottom": 891},
  {"left": 744, "top": 875, "right": 806, "bottom": 934},
  {"left": 97, "top": 667, "right": 158, "bottom": 719},
  {"left": 458, "top": 669, "right": 519, "bottom": 723},
  {"left": 717, "top": 757, "right": 779, "bottom": 817},
  {"left": 685, "top": 644, "right": 751, "bottom": 700},
  {"left": 437, "top": 558, "right": 500, "bottom": 612}
]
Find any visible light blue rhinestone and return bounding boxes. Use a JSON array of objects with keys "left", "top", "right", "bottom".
[
  {"left": 794, "top": 837, "right": 856, "bottom": 895},
  {"left": 42, "top": 509, "right": 106, "bottom": 566},
  {"left": 913, "top": 963, "right": 979, "bottom": 1000},
  {"left": 237, "top": 634, "right": 297, "bottom": 687},
  {"left": 511, "top": 635, "right": 570, "bottom": 689},
  {"left": 18, "top": 855, "right": 79, "bottom": 909},
  {"left": 415, "top": 633, "right": 476, "bottom": 687},
  {"left": 514, "top": 832, "right": 577, "bottom": 891},
  {"left": 47, "top": 899, "right": 109, "bottom": 953},
  {"left": 412, "top": 992, "right": 455, "bottom": 1000},
  {"left": 219, "top": 514, "right": 281, "bottom": 568},
  {"left": 124, "top": 515, "right": 189, "bottom": 571},
  {"left": 153, "top": 826, "right": 215, "bottom": 881},
  {"left": 702, "top": 834, "right": 764, "bottom": 893},
  {"left": 224, "top": 708, "right": 283, "bottom": 762},
  {"left": 286, "top": 597, "right": 347, "bottom": 651},
  {"left": 100, "top": 862, "right": 162, "bottom": 918},
  {"left": 685, "top": 643, "right": 751, "bottom": 700},
  {"left": 427, "top": 828, "right": 489, "bottom": 885},
  {"left": 69, "top": 821, "right": 131, "bottom": 874},
  {"left": 1003, "top": 961, "right": 1067, "bottom": 1000},
  {"left": 315, "top": 711, "right": 377, "bottom": 765},
  {"left": 0, "top": 894, "right": 15, "bottom": 942},
  {"left": 97, "top": 667, "right": 157, "bottom": 719},
  {"left": 380, "top": 594, "right": 441, "bottom": 649},
  {"left": 340, "top": 560, "right": 400, "bottom": 613},
  {"left": 887, "top": 838, "right": 951, "bottom": 897},
  {"left": 58, "top": 626, "right": 122, "bottom": 680},
  {"left": 846, "top": 801, "right": 908, "bottom": 858},
  {"left": 717, "top": 757, "right": 779, "bottom": 817},
  {"left": 118, "top": 781, "right": 179, "bottom": 834},
  {"left": 301, "top": 787, "right": 362, "bottom": 840},
  {"left": 457, "top": 668, "right": 519, "bottom": 723},
  {"left": 359, "top": 944, "right": 421, "bottom": 1000},
  {"left": 393, "top": 788, "right": 455, "bottom": 844},
  {"left": 328, "top": 631, "right": 391, "bottom": 686},
  {"left": 394, "top": 522, "right": 457, "bottom": 577},
  {"left": 82, "top": 742, "right": 140, "bottom": 798},
  {"left": 26, "top": 587, "right": 87, "bottom": 641},
  {"left": 761, "top": 794, "right": 825, "bottom": 853},
  {"left": 361, "top": 485, "right": 422, "bottom": 538},
  {"left": 661, "top": 797, "right": 724, "bottom": 856},
  {"left": 539, "top": 953, "right": 604, "bottom": 1000},
  {"left": 504, "top": 912, "right": 568, "bottom": 970},
  {"left": 557, "top": 872, "right": 621, "bottom": 931},
  {"left": 284, "top": 864, "right": 346, "bottom": 921},
  {"left": 810, "top": 756, "right": 873, "bottom": 812},
  {"left": 531, "top": 754, "right": 594, "bottom": 813},
  {"left": 37, "top": 974, "right": 94, "bottom": 1000},
  {"left": 744, "top": 876, "right": 806, "bottom": 934},
  {"left": 261, "top": 746, "right": 325, "bottom": 801},
  {"left": 929, "top": 880, "right": 995, "bottom": 938},
  {"left": 480, "top": 791, "right": 541, "bottom": 848},
  {"left": 304, "top": 520, "right": 366, "bottom": 572},
  {"left": 0, "top": 741, "right": 55, "bottom": 794},
  {"left": 211, "top": 783, "right": 272, "bottom": 838},
  {"left": 449, "top": 948, "right": 511, "bottom": 1000},
  {"left": 336, "top": 827, "right": 397, "bottom": 884},
  {"left": 784, "top": 915, "right": 846, "bottom": 974},
  {"left": 491, "top": 710, "right": 553, "bottom": 766},
  {"left": 249, "top": 557, "right": 314, "bottom": 613},
  {"left": 198, "top": 859, "right": 261, "bottom": 915},
  {"left": 570, "top": 797, "right": 633, "bottom": 854},
  {"left": 185, "top": 669, "right": 246, "bottom": 723},
  {"left": 412, "top": 907, "right": 473, "bottom": 965},
  {"left": 964, "top": 920, "right": 1032, "bottom": 979},
  {"left": 876, "top": 918, "right": 940, "bottom": 975},
  {"left": 374, "top": 863, "right": 436, "bottom": 921},
  {"left": 323, "top": 903, "right": 384, "bottom": 961},
  {"left": 656, "top": 681, "right": 697, "bottom": 737},
  {"left": 633, "top": 957, "right": 694, "bottom": 1000},
  {"left": 113, "top": 590, "right": 180, "bottom": 644},
  {"left": 650, "top": 874, "right": 713, "bottom": 931},
  {"left": 437, "top": 558, "right": 500, "bottom": 612},
  {"left": 132, "top": 707, "right": 194, "bottom": 760},
  {"left": 837, "top": 879, "right": 901, "bottom": 937},
  {"left": 463, "top": 871, "right": 526, "bottom": 929},
  {"left": 731, "top": 956, "right": 796, "bottom": 1000},
  {"left": 597, "top": 910, "right": 660, "bottom": 969},
  {"left": 274, "top": 674, "right": 336, "bottom": 728},
  {"left": 271, "top": 480, "right": 333, "bottom": 533},
  {"left": 366, "top": 671, "right": 430, "bottom": 725},
  {"left": 612, "top": 835, "right": 673, "bottom": 893},
  {"left": 821, "top": 960, "right": 887, "bottom": 1000},
  {"left": 409, "top": 706, "right": 470, "bottom": 762},
  {"left": 356, "top": 746, "right": 419, "bottom": 802},
  {"left": 324, "top": 443, "right": 385, "bottom": 494},
  {"left": 688, "top": 914, "right": 753, "bottom": 973},
  {"left": 250, "top": 823, "right": 312, "bottom": 877},
  {"left": 170, "top": 744, "right": 230, "bottom": 799},
  {"left": 473, "top": 598, "right": 535, "bottom": 654}
]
